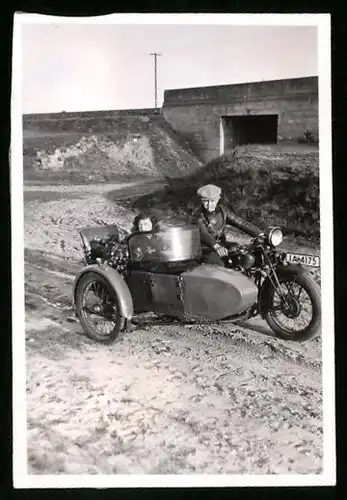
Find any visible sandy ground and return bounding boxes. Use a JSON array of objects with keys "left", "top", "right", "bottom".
[{"left": 23, "top": 181, "right": 323, "bottom": 475}]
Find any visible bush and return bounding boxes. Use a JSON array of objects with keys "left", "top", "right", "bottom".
[{"left": 297, "top": 129, "right": 319, "bottom": 145}]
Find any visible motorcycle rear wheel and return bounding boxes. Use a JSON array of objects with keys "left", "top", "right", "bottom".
[
  {"left": 264, "top": 271, "right": 321, "bottom": 342},
  {"left": 75, "top": 272, "right": 123, "bottom": 344}
]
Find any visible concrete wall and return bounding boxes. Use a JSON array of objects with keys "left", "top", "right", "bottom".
[
  {"left": 162, "top": 77, "right": 318, "bottom": 163},
  {"left": 22, "top": 77, "right": 318, "bottom": 166}
]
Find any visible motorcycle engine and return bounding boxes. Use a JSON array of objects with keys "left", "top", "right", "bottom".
[{"left": 228, "top": 250, "right": 255, "bottom": 270}]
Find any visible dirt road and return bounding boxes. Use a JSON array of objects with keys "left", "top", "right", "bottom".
[
  {"left": 25, "top": 249, "right": 323, "bottom": 475},
  {"left": 22, "top": 178, "right": 323, "bottom": 475}
]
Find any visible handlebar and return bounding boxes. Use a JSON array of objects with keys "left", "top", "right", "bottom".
[{"left": 252, "top": 233, "right": 266, "bottom": 245}]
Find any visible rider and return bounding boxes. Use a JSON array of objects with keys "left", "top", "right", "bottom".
[{"left": 191, "top": 184, "right": 263, "bottom": 267}]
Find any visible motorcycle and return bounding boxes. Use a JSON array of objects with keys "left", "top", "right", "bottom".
[{"left": 72, "top": 223, "right": 321, "bottom": 344}]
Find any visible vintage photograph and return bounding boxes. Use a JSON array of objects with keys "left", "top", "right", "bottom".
[{"left": 11, "top": 13, "right": 335, "bottom": 487}]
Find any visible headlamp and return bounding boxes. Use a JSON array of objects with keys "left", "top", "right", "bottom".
[{"left": 267, "top": 227, "right": 283, "bottom": 247}]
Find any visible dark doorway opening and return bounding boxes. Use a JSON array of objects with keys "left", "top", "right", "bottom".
[{"left": 222, "top": 114, "right": 278, "bottom": 150}]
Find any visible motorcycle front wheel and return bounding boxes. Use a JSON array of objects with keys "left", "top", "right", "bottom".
[
  {"left": 263, "top": 271, "right": 321, "bottom": 342},
  {"left": 75, "top": 272, "right": 123, "bottom": 344}
]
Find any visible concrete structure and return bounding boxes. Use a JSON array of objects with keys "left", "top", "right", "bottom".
[{"left": 162, "top": 77, "right": 318, "bottom": 163}]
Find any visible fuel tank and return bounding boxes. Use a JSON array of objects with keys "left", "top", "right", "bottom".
[{"left": 181, "top": 264, "right": 258, "bottom": 321}]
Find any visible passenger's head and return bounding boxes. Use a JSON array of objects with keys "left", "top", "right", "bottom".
[
  {"left": 138, "top": 217, "right": 152, "bottom": 232},
  {"left": 132, "top": 213, "right": 159, "bottom": 233}
]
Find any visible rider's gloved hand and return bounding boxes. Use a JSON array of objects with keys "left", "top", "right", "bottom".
[
  {"left": 253, "top": 233, "right": 265, "bottom": 244},
  {"left": 213, "top": 243, "right": 228, "bottom": 257}
]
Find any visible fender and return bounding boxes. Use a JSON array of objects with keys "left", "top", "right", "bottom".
[
  {"left": 275, "top": 263, "right": 309, "bottom": 278},
  {"left": 72, "top": 264, "right": 134, "bottom": 319},
  {"left": 258, "top": 263, "right": 309, "bottom": 317}
]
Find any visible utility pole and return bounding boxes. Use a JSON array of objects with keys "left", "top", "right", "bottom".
[{"left": 150, "top": 52, "right": 161, "bottom": 110}]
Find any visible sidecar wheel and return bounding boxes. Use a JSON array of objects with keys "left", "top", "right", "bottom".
[
  {"left": 75, "top": 272, "right": 123, "bottom": 344},
  {"left": 263, "top": 272, "right": 321, "bottom": 342}
]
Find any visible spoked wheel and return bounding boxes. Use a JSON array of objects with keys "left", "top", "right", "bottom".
[
  {"left": 75, "top": 272, "right": 123, "bottom": 344},
  {"left": 264, "top": 272, "right": 321, "bottom": 341}
]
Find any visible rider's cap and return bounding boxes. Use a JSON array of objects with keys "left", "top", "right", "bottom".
[{"left": 197, "top": 184, "right": 222, "bottom": 200}]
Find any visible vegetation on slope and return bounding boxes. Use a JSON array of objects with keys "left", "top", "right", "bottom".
[{"left": 129, "top": 146, "right": 320, "bottom": 242}]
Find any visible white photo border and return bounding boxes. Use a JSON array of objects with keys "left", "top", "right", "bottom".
[{"left": 11, "top": 12, "right": 335, "bottom": 489}]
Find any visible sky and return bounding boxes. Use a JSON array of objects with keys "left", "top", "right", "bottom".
[{"left": 21, "top": 21, "right": 318, "bottom": 114}]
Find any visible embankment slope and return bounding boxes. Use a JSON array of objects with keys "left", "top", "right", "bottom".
[{"left": 23, "top": 112, "right": 203, "bottom": 183}]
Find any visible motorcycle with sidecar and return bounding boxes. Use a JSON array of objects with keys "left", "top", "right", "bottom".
[{"left": 72, "top": 223, "right": 321, "bottom": 344}]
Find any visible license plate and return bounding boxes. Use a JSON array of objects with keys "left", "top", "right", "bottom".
[{"left": 285, "top": 252, "right": 320, "bottom": 267}]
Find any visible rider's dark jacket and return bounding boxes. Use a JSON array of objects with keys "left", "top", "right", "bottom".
[{"left": 191, "top": 203, "right": 262, "bottom": 250}]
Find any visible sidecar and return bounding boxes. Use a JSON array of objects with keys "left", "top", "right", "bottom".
[{"left": 73, "top": 224, "right": 258, "bottom": 343}]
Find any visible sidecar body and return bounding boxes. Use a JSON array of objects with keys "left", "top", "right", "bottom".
[{"left": 73, "top": 224, "right": 258, "bottom": 324}]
